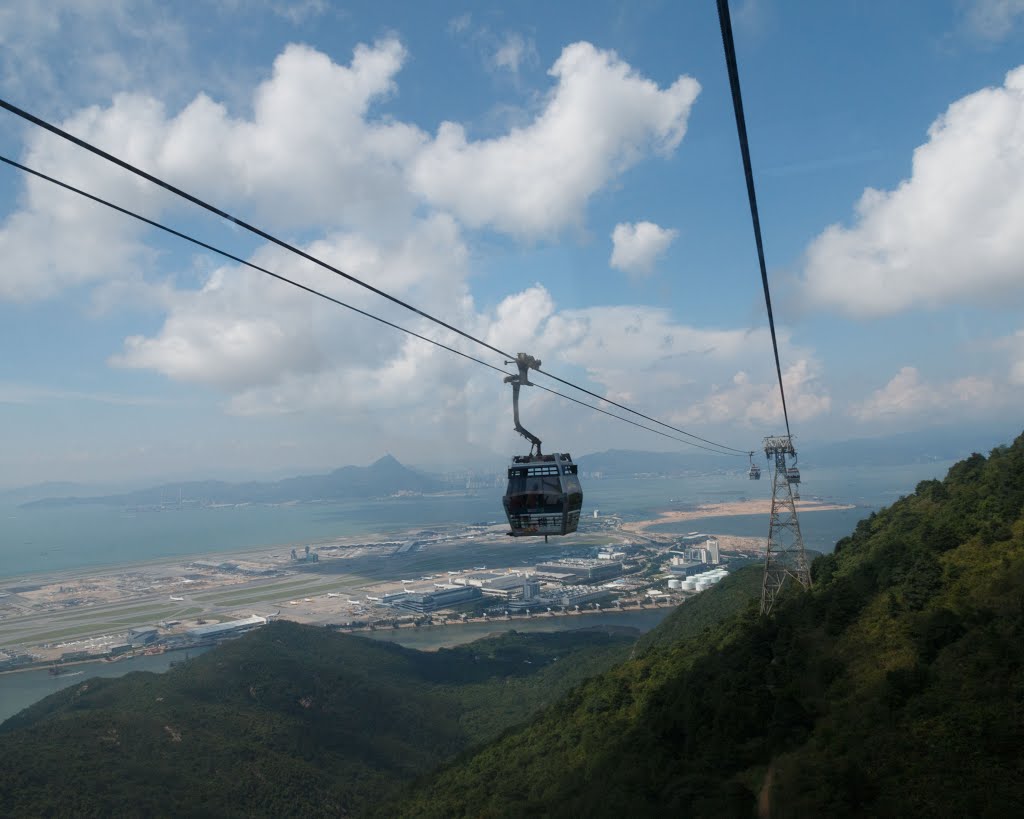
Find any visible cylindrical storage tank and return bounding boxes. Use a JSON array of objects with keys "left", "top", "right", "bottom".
[
  {"left": 668, "top": 578, "right": 682, "bottom": 589},
  {"left": 682, "top": 579, "right": 697, "bottom": 591}
]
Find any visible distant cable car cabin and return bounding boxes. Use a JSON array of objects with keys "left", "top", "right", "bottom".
[
  {"left": 786, "top": 452, "right": 801, "bottom": 485},
  {"left": 748, "top": 451, "right": 761, "bottom": 480},
  {"left": 501, "top": 353, "right": 583, "bottom": 540}
]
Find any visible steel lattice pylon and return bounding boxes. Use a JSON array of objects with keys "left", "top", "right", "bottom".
[{"left": 760, "top": 435, "right": 810, "bottom": 615}]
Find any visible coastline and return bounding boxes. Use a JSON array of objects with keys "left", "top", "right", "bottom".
[{"left": 621, "top": 499, "right": 856, "bottom": 537}]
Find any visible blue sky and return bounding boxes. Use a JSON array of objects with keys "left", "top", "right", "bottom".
[{"left": 1, "top": 0, "right": 1023, "bottom": 487}]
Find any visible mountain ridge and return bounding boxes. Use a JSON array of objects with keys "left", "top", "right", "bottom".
[{"left": 19, "top": 454, "right": 451, "bottom": 508}]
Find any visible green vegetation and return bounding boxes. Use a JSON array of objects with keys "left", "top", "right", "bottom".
[
  {"left": 5, "top": 434, "right": 1022, "bottom": 817},
  {"left": 0, "top": 623, "right": 635, "bottom": 817},
  {"left": 635, "top": 563, "right": 762, "bottom": 652},
  {"left": 399, "top": 434, "right": 1024, "bottom": 817}
]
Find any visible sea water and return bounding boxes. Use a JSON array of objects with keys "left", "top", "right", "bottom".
[
  {"left": 0, "top": 462, "right": 955, "bottom": 579},
  {"left": 0, "top": 645, "right": 214, "bottom": 725}
]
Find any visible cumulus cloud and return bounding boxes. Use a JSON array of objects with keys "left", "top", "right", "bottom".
[
  {"left": 850, "top": 366, "right": 998, "bottom": 421},
  {"left": 0, "top": 0, "right": 189, "bottom": 111},
  {"left": 113, "top": 252, "right": 826, "bottom": 455},
  {"left": 480, "top": 293, "right": 830, "bottom": 431},
  {"left": 677, "top": 359, "right": 831, "bottom": 428},
  {"left": 410, "top": 42, "right": 700, "bottom": 236},
  {"left": 0, "top": 38, "right": 700, "bottom": 302},
  {"left": 801, "top": 65, "right": 1024, "bottom": 317},
  {"left": 0, "top": 39, "right": 427, "bottom": 301},
  {"left": 110, "top": 214, "right": 473, "bottom": 396},
  {"left": 0, "top": 35, "right": 747, "bottom": 459},
  {"left": 610, "top": 221, "right": 678, "bottom": 276}
]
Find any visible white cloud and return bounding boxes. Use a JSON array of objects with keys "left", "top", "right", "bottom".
[
  {"left": 676, "top": 359, "right": 832, "bottom": 428},
  {"left": 964, "top": 0, "right": 1024, "bottom": 40},
  {"left": 410, "top": 42, "right": 700, "bottom": 236},
  {"left": 110, "top": 214, "right": 473, "bottom": 395},
  {"left": 112, "top": 254, "right": 826, "bottom": 455},
  {"left": 0, "top": 382, "right": 175, "bottom": 407},
  {"left": 998, "top": 328, "right": 1024, "bottom": 383},
  {"left": 270, "top": 0, "right": 327, "bottom": 24},
  {"left": 0, "top": 0, "right": 189, "bottom": 113},
  {"left": 491, "top": 33, "right": 537, "bottom": 74},
  {"left": 448, "top": 13, "right": 472, "bottom": 35},
  {"left": 801, "top": 65, "right": 1024, "bottom": 317},
  {"left": 0, "top": 39, "right": 426, "bottom": 302},
  {"left": 0, "top": 35, "right": 753, "bottom": 463},
  {"left": 1, "top": 38, "right": 700, "bottom": 302},
  {"left": 610, "top": 221, "right": 678, "bottom": 276},
  {"left": 850, "top": 366, "right": 998, "bottom": 421},
  {"left": 485, "top": 294, "right": 830, "bottom": 432}
]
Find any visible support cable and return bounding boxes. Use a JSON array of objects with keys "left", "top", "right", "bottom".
[
  {"left": 1, "top": 154, "right": 740, "bottom": 457},
  {"left": 715, "top": 0, "right": 792, "bottom": 438},
  {"left": 0, "top": 97, "right": 514, "bottom": 363},
  {"left": 0, "top": 155, "right": 508, "bottom": 379},
  {"left": 0, "top": 97, "right": 753, "bottom": 454},
  {"left": 0, "top": 96, "right": 750, "bottom": 456},
  {"left": 535, "top": 367, "right": 748, "bottom": 454}
]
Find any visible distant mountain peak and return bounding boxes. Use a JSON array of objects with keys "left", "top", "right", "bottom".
[{"left": 21, "top": 454, "right": 446, "bottom": 508}]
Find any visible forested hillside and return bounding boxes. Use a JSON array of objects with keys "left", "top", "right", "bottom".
[
  {"left": 0, "top": 626, "right": 634, "bottom": 816},
  {"left": 399, "top": 434, "right": 1024, "bottom": 817}
]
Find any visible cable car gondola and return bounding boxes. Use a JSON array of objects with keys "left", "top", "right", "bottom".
[
  {"left": 501, "top": 353, "right": 583, "bottom": 539},
  {"left": 748, "top": 451, "right": 761, "bottom": 480},
  {"left": 786, "top": 453, "right": 801, "bottom": 485},
  {"left": 503, "top": 452, "right": 583, "bottom": 538}
]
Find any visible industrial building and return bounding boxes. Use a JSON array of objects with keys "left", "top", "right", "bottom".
[
  {"left": 128, "top": 627, "right": 159, "bottom": 645},
  {"left": 452, "top": 572, "right": 506, "bottom": 588},
  {"left": 449, "top": 572, "right": 537, "bottom": 601},
  {"left": 597, "top": 549, "right": 626, "bottom": 561},
  {"left": 186, "top": 614, "right": 267, "bottom": 640},
  {"left": 476, "top": 575, "right": 535, "bottom": 600},
  {"left": 0, "top": 651, "right": 33, "bottom": 670},
  {"left": 669, "top": 558, "right": 708, "bottom": 578},
  {"left": 672, "top": 537, "right": 721, "bottom": 566},
  {"left": 507, "top": 584, "right": 611, "bottom": 611},
  {"left": 392, "top": 585, "right": 482, "bottom": 613},
  {"left": 534, "top": 559, "right": 623, "bottom": 584}
]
